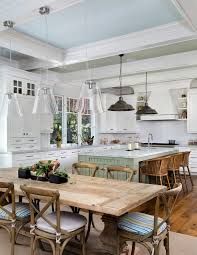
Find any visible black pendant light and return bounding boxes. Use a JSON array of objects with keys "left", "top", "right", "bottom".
[
  {"left": 136, "top": 72, "right": 157, "bottom": 115},
  {"left": 108, "top": 54, "right": 134, "bottom": 111}
]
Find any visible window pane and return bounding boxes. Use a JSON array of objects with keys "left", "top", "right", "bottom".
[
  {"left": 50, "top": 113, "right": 62, "bottom": 144},
  {"left": 67, "top": 113, "right": 78, "bottom": 144},
  {"left": 81, "top": 114, "right": 91, "bottom": 143}
]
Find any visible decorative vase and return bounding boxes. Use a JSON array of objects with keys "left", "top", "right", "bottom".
[{"left": 56, "top": 141, "right": 61, "bottom": 148}]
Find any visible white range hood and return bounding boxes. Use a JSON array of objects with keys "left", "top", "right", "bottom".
[{"left": 140, "top": 114, "right": 179, "bottom": 121}]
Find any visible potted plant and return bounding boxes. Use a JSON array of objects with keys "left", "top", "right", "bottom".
[
  {"left": 49, "top": 171, "right": 69, "bottom": 184},
  {"left": 30, "top": 160, "right": 60, "bottom": 181}
]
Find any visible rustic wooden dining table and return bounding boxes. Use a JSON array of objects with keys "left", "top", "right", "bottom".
[{"left": 0, "top": 168, "right": 166, "bottom": 254}]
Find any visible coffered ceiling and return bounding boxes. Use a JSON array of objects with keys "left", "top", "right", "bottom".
[{"left": 15, "top": 0, "right": 181, "bottom": 48}]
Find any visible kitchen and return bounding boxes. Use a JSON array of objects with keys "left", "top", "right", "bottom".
[{"left": 0, "top": 0, "right": 197, "bottom": 255}]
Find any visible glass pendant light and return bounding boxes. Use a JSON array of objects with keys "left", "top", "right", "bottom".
[
  {"left": 32, "top": 6, "right": 58, "bottom": 115},
  {"left": 0, "top": 20, "right": 23, "bottom": 118},
  {"left": 108, "top": 54, "right": 134, "bottom": 111},
  {"left": 75, "top": 80, "right": 104, "bottom": 114},
  {"left": 0, "top": 93, "right": 23, "bottom": 118},
  {"left": 136, "top": 72, "right": 157, "bottom": 115}
]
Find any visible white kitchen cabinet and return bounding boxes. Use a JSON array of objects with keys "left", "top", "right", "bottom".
[
  {"left": 99, "top": 94, "right": 137, "bottom": 133},
  {"left": 187, "top": 89, "right": 197, "bottom": 133}
]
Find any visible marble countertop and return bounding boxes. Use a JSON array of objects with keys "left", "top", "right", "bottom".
[{"left": 79, "top": 147, "right": 178, "bottom": 159}]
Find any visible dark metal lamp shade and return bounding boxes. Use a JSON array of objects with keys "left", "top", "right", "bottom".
[
  {"left": 108, "top": 97, "right": 135, "bottom": 111},
  {"left": 136, "top": 103, "right": 157, "bottom": 115}
]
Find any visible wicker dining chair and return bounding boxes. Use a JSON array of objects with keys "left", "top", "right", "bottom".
[
  {"left": 117, "top": 183, "right": 182, "bottom": 255},
  {"left": 140, "top": 156, "right": 171, "bottom": 188},
  {"left": 0, "top": 182, "right": 30, "bottom": 255},
  {"left": 106, "top": 166, "right": 136, "bottom": 182},
  {"left": 180, "top": 151, "right": 194, "bottom": 191},
  {"left": 20, "top": 184, "right": 87, "bottom": 255},
  {"left": 72, "top": 162, "right": 100, "bottom": 241},
  {"left": 168, "top": 153, "right": 185, "bottom": 191}
]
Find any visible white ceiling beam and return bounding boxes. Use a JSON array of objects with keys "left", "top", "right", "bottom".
[
  {"left": 60, "top": 50, "right": 197, "bottom": 83},
  {"left": 0, "top": 0, "right": 83, "bottom": 32},
  {"left": 63, "top": 21, "right": 196, "bottom": 65},
  {"left": 171, "top": 0, "right": 197, "bottom": 31},
  {"left": 0, "top": 29, "right": 64, "bottom": 64},
  {"left": 20, "top": 20, "right": 197, "bottom": 70}
]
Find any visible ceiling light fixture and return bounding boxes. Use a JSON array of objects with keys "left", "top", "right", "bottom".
[
  {"left": 75, "top": 5, "right": 104, "bottom": 115},
  {"left": 32, "top": 6, "right": 58, "bottom": 115},
  {"left": 136, "top": 72, "right": 157, "bottom": 115},
  {"left": 0, "top": 20, "right": 23, "bottom": 118},
  {"left": 108, "top": 54, "right": 134, "bottom": 111}
]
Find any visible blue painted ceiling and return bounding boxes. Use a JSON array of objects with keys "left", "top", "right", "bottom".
[{"left": 15, "top": 0, "right": 182, "bottom": 49}]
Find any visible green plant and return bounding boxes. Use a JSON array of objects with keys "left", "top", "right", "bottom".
[
  {"left": 53, "top": 171, "right": 69, "bottom": 178},
  {"left": 34, "top": 160, "right": 52, "bottom": 177}
]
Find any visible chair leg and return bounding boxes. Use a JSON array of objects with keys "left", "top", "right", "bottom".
[
  {"left": 131, "top": 242, "right": 136, "bottom": 255},
  {"left": 153, "top": 243, "right": 160, "bottom": 255},
  {"left": 85, "top": 212, "right": 93, "bottom": 242},
  {"left": 187, "top": 166, "right": 194, "bottom": 187},
  {"left": 11, "top": 227, "right": 15, "bottom": 255},
  {"left": 166, "top": 175, "right": 171, "bottom": 189},
  {"left": 177, "top": 170, "right": 185, "bottom": 193},
  {"left": 55, "top": 243, "right": 61, "bottom": 255},
  {"left": 159, "top": 176, "right": 163, "bottom": 186},
  {"left": 172, "top": 170, "right": 177, "bottom": 185},
  {"left": 164, "top": 232, "right": 170, "bottom": 255},
  {"left": 81, "top": 231, "right": 86, "bottom": 255},
  {"left": 182, "top": 166, "right": 188, "bottom": 193},
  {"left": 30, "top": 236, "right": 35, "bottom": 255}
]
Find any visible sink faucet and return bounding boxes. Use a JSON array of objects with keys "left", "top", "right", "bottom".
[{"left": 148, "top": 133, "right": 153, "bottom": 148}]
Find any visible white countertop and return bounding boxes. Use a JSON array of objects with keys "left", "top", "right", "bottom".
[{"left": 79, "top": 147, "right": 178, "bottom": 159}]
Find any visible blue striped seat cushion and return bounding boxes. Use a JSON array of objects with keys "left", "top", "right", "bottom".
[
  {"left": 118, "top": 212, "right": 167, "bottom": 236},
  {"left": 0, "top": 202, "right": 30, "bottom": 220}
]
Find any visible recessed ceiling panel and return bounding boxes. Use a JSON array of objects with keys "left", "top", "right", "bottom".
[{"left": 15, "top": 0, "right": 182, "bottom": 49}]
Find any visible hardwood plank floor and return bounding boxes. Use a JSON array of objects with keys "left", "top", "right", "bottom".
[{"left": 170, "top": 176, "right": 197, "bottom": 237}]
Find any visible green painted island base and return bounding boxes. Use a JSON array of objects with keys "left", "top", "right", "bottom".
[{"left": 78, "top": 148, "right": 178, "bottom": 182}]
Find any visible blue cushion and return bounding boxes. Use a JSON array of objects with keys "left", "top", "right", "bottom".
[
  {"left": 0, "top": 202, "right": 30, "bottom": 220},
  {"left": 118, "top": 212, "right": 167, "bottom": 236}
]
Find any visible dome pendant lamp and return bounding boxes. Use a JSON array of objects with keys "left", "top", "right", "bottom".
[
  {"left": 136, "top": 72, "right": 157, "bottom": 115},
  {"left": 108, "top": 54, "right": 134, "bottom": 111}
]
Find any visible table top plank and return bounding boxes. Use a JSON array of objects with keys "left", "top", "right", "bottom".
[{"left": 0, "top": 168, "right": 166, "bottom": 216}]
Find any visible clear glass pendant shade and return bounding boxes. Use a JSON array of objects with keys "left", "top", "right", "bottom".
[
  {"left": 32, "top": 88, "right": 58, "bottom": 114},
  {"left": 0, "top": 93, "right": 23, "bottom": 118},
  {"left": 75, "top": 81, "right": 104, "bottom": 114}
]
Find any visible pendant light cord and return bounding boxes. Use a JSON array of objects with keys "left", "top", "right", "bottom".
[
  {"left": 145, "top": 72, "right": 148, "bottom": 104},
  {"left": 119, "top": 54, "right": 123, "bottom": 98},
  {"left": 44, "top": 14, "right": 49, "bottom": 85}
]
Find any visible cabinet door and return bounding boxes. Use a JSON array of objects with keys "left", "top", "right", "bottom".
[
  {"left": 21, "top": 97, "right": 40, "bottom": 137},
  {"left": 188, "top": 90, "right": 197, "bottom": 133}
]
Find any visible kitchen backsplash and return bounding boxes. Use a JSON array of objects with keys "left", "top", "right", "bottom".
[{"left": 99, "top": 121, "right": 197, "bottom": 146}]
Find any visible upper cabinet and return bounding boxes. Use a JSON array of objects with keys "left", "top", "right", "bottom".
[
  {"left": 99, "top": 94, "right": 137, "bottom": 133},
  {"left": 188, "top": 89, "right": 197, "bottom": 133},
  {"left": 10, "top": 77, "right": 36, "bottom": 97}
]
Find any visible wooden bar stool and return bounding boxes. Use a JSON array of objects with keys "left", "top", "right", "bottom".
[
  {"left": 140, "top": 156, "right": 171, "bottom": 188},
  {"left": 180, "top": 151, "right": 194, "bottom": 191},
  {"left": 106, "top": 166, "right": 136, "bottom": 182},
  {"left": 168, "top": 153, "right": 185, "bottom": 192}
]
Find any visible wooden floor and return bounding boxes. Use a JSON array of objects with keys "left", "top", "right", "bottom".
[{"left": 170, "top": 176, "right": 197, "bottom": 237}]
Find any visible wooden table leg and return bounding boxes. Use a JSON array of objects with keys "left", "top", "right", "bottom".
[{"left": 99, "top": 214, "right": 127, "bottom": 255}]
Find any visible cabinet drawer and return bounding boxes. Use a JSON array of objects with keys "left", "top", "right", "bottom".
[
  {"left": 24, "top": 138, "right": 37, "bottom": 144},
  {"left": 9, "top": 138, "right": 24, "bottom": 145}
]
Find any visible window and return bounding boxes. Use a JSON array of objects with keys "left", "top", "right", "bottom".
[
  {"left": 50, "top": 96, "right": 93, "bottom": 145},
  {"left": 66, "top": 98, "right": 78, "bottom": 144},
  {"left": 81, "top": 98, "right": 92, "bottom": 143},
  {"left": 66, "top": 97, "right": 92, "bottom": 144},
  {"left": 50, "top": 96, "right": 63, "bottom": 144}
]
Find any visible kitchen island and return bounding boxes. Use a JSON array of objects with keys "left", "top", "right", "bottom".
[{"left": 78, "top": 147, "right": 178, "bottom": 181}]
